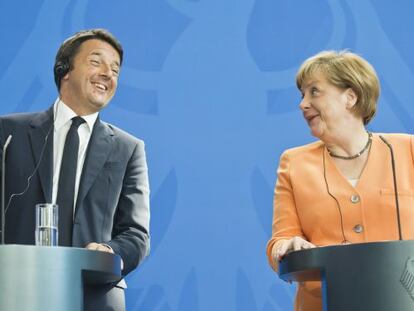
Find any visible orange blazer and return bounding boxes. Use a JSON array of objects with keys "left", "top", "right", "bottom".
[{"left": 267, "top": 133, "right": 414, "bottom": 311}]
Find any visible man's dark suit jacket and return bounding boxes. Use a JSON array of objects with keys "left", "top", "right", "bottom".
[{"left": 0, "top": 106, "right": 150, "bottom": 276}]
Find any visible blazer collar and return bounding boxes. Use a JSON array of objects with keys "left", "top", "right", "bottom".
[{"left": 323, "top": 134, "right": 384, "bottom": 194}]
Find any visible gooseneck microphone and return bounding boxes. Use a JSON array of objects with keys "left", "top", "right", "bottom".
[
  {"left": 1, "top": 135, "right": 12, "bottom": 244},
  {"left": 379, "top": 135, "right": 402, "bottom": 240}
]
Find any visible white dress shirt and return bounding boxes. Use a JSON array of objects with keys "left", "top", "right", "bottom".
[{"left": 52, "top": 99, "right": 98, "bottom": 212}]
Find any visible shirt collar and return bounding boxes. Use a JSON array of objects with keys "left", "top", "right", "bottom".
[{"left": 53, "top": 98, "right": 99, "bottom": 132}]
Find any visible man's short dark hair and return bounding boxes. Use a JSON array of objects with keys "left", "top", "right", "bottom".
[{"left": 54, "top": 29, "right": 123, "bottom": 90}]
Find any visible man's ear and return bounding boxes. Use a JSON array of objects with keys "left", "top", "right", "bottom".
[
  {"left": 62, "top": 72, "right": 70, "bottom": 81},
  {"left": 345, "top": 88, "right": 358, "bottom": 109}
]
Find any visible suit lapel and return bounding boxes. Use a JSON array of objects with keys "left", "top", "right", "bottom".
[
  {"left": 75, "top": 117, "right": 114, "bottom": 212},
  {"left": 29, "top": 107, "right": 54, "bottom": 202}
]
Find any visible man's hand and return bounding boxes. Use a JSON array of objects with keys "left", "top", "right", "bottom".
[
  {"left": 85, "top": 242, "right": 124, "bottom": 269},
  {"left": 85, "top": 242, "right": 114, "bottom": 253}
]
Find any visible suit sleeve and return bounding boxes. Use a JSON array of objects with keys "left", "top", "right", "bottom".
[
  {"left": 0, "top": 118, "right": 4, "bottom": 206},
  {"left": 266, "top": 151, "right": 305, "bottom": 272},
  {"left": 0, "top": 118, "right": 4, "bottom": 166},
  {"left": 107, "top": 139, "right": 150, "bottom": 276}
]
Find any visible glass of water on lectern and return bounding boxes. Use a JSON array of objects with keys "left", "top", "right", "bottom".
[{"left": 35, "top": 203, "right": 58, "bottom": 246}]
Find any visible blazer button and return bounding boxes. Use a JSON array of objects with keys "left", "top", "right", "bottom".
[
  {"left": 350, "top": 194, "right": 360, "bottom": 203},
  {"left": 353, "top": 224, "right": 363, "bottom": 233}
]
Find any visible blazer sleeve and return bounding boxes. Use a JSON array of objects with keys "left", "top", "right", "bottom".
[
  {"left": 107, "top": 139, "right": 150, "bottom": 276},
  {"left": 266, "top": 151, "right": 306, "bottom": 272}
]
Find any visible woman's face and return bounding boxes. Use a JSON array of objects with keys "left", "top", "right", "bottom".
[{"left": 299, "top": 72, "right": 356, "bottom": 140}]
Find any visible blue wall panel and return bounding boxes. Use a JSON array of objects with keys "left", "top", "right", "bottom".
[{"left": 1, "top": 1, "right": 413, "bottom": 310}]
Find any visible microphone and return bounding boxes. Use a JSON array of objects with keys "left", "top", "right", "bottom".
[
  {"left": 1, "top": 135, "right": 12, "bottom": 244},
  {"left": 379, "top": 135, "right": 402, "bottom": 240}
]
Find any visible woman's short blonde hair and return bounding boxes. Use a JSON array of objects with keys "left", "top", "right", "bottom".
[{"left": 296, "top": 50, "right": 380, "bottom": 125}]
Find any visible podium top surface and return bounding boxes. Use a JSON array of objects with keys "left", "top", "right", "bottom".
[
  {"left": 279, "top": 240, "right": 414, "bottom": 282},
  {"left": 0, "top": 244, "right": 122, "bottom": 283}
]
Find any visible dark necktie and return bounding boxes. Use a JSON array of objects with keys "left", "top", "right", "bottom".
[{"left": 57, "top": 116, "right": 85, "bottom": 246}]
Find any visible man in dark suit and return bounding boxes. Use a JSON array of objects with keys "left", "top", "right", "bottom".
[{"left": 0, "top": 29, "right": 150, "bottom": 310}]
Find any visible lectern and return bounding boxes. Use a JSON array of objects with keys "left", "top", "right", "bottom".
[
  {"left": 0, "top": 245, "right": 122, "bottom": 311},
  {"left": 279, "top": 240, "right": 414, "bottom": 311}
]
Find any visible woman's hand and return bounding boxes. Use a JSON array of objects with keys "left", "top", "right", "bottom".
[{"left": 274, "top": 237, "right": 316, "bottom": 261}]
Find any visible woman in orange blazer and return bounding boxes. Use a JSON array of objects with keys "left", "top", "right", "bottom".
[{"left": 266, "top": 50, "right": 414, "bottom": 311}]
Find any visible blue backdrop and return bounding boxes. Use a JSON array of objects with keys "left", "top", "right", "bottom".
[{"left": 1, "top": 0, "right": 414, "bottom": 310}]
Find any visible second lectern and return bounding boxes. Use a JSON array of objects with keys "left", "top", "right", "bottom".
[{"left": 279, "top": 240, "right": 414, "bottom": 311}]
